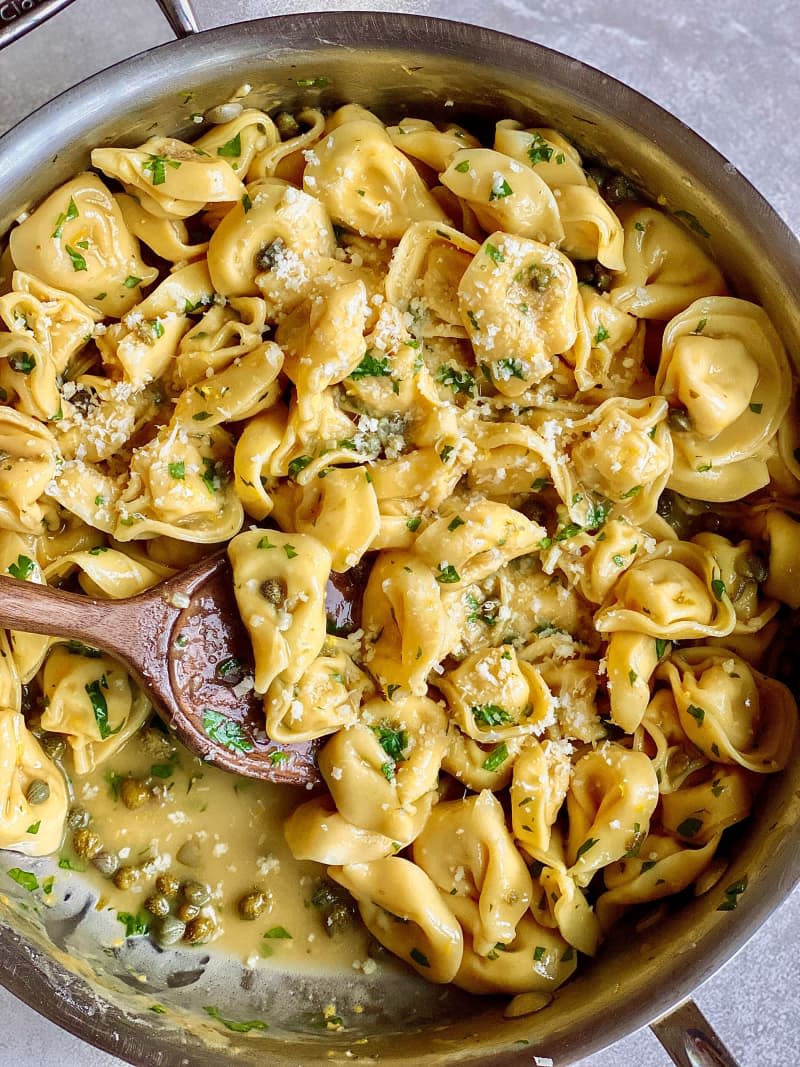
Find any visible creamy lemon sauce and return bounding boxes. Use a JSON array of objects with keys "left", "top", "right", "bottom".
[{"left": 64, "top": 739, "right": 374, "bottom": 972}]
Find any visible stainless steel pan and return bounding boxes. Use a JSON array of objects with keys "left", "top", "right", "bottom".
[{"left": 0, "top": 4, "right": 799, "bottom": 1065}]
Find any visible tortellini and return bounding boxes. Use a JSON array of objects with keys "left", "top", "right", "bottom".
[
  {"left": 3, "top": 99, "right": 798, "bottom": 1011},
  {"left": 0, "top": 708, "right": 68, "bottom": 857}
]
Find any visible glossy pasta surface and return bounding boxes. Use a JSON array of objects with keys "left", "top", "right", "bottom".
[{"left": 1, "top": 101, "right": 798, "bottom": 1009}]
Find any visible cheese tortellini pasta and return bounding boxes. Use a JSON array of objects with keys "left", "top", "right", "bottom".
[{"left": 2, "top": 99, "right": 797, "bottom": 1011}]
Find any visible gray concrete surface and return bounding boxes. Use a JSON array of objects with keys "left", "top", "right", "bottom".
[{"left": 0, "top": 1, "right": 798, "bottom": 1065}]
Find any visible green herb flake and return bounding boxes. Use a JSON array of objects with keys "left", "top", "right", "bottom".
[
  {"left": 447, "top": 516, "right": 465, "bottom": 532},
  {"left": 655, "top": 638, "right": 669, "bottom": 659},
  {"left": 86, "top": 678, "right": 120, "bottom": 740},
  {"left": 435, "top": 563, "right": 460, "bottom": 584},
  {"left": 288, "top": 455, "right": 313, "bottom": 479},
  {"left": 406, "top": 516, "right": 422, "bottom": 532},
  {"left": 472, "top": 704, "right": 513, "bottom": 728},
  {"left": 717, "top": 875, "right": 748, "bottom": 911},
  {"left": 192, "top": 411, "right": 212, "bottom": 421},
  {"left": 371, "top": 724, "right": 409, "bottom": 762},
  {"left": 693, "top": 317, "right": 708, "bottom": 334},
  {"left": 58, "top": 856, "right": 86, "bottom": 871},
  {"left": 150, "top": 763, "right": 174, "bottom": 779},
  {"left": 628, "top": 669, "right": 638, "bottom": 685},
  {"left": 150, "top": 1005, "right": 167, "bottom": 1014},
  {"left": 711, "top": 578, "right": 726, "bottom": 601},
  {"left": 380, "top": 761, "right": 395, "bottom": 782},
  {"left": 593, "top": 323, "right": 610, "bottom": 346},
  {"left": 612, "top": 554, "right": 625, "bottom": 567},
  {"left": 485, "top": 242, "right": 505, "bottom": 264},
  {"left": 203, "top": 1006, "right": 268, "bottom": 1033},
  {"left": 533, "top": 945, "right": 547, "bottom": 962},
  {"left": 439, "top": 444, "right": 454, "bottom": 464},
  {"left": 263, "top": 926, "right": 292, "bottom": 939},
  {"left": 676, "top": 817, "right": 703, "bottom": 838},
  {"left": 269, "top": 749, "right": 289, "bottom": 765},
  {"left": 283, "top": 543, "right": 298, "bottom": 559},
  {"left": 410, "top": 947, "right": 430, "bottom": 968},
  {"left": 242, "top": 192, "right": 253, "bottom": 213},
  {"left": 201, "top": 707, "right": 254, "bottom": 754},
  {"left": 749, "top": 402, "right": 763, "bottom": 414},
  {"left": 489, "top": 176, "right": 513, "bottom": 201},
  {"left": 620, "top": 485, "right": 643, "bottom": 499},
  {"left": 634, "top": 221, "right": 646, "bottom": 232},
  {"left": 295, "top": 76, "right": 330, "bottom": 88},
  {"left": 349, "top": 351, "right": 392, "bottom": 380},
  {"left": 117, "top": 910, "right": 150, "bottom": 937},
  {"left": 26, "top": 820, "right": 41, "bottom": 835},
  {"left": 576, "top": 837, "right": 598, "bottom": 860},
  {"left": 7, "top": 554, "right": 35, "bottom": 580},
  {"left": 7, "top": 868, "right": 38, "bottom": 892},
  {"left": 436, "top": 364, "right": 475, "bottom": 397},
  {"left": 711, "top": 779, "right": 725, "bottom": 798},
  {"left": 482, "top": 742, "right": 509, "bottom": 772},
  {"left": 527, "top": 132, "right": 554, "bottom": 166},
  {"left": 686, "top": 704, "right": 706, "bottom": 724},
  {"left": 454, "top": 158, "right": 471, "bottom": 173},
  {"left": 143, "top": 154, "right": 181, "bottom": 187},
  {"left": 168, "top": 461, "right": 185, "bottom": 480},
  {"left": 123, "top": 275, "right": 142, "bottom": 289},
  {"left": 554, "top": 523, "right": 582, "bottom": 542},
  {"left": 52, "top": 196, "right": 79, "bottom": 239},
  {"left": 217, "top": 133, "right": 242, "bottom": 158},
  {"left": 65, "top": 245, "right": 88, "bottom": 272},
  {"left": 494, "top": 357, "right": 525, "bottom": 380}
]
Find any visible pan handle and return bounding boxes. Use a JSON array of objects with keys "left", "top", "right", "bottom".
[
  {"left": 0, "top": 0, "right": 78, "bottom": 49},
  {"left": 152, "top": 0, "right": 199, "bottom": 36},
  {"left": 0, "top": 0, "right": 200, "bottom": 51},
  {"left": 650, "top": 999, "right": 742, "bottom": 1067}
]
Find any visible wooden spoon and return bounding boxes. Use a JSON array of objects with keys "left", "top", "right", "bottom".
[{"left": 0, "top": 551, "right": 366, "bottom": 785}]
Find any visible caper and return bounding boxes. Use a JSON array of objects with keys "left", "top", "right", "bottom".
[
  {"left": 238, "top": 889, "right": 270, "bottom": 921},
  {"left": 152, "top": 914, "right": 186, "bottom": 947},
  {"left": 144, "top": 893, "right": 172, "bottom": 918},
  {"left": 39, "top": 733, "right": 66, "bottom": 761},
  {"left": 66, "top": 806, "right": 91, "bottom": 830},
  {"left": 324, "top": 901, "right": 355, "bottom": 937},
  {"left": 113, "top": 865, "right": 141, "bottom": 891},
  {"left": 255, "top": 237, "right": 286, "bottom": 273},
  {"left": 72, "top": 828, "right": 102, "bottom": 860},
  {"left": 155, "top": 873, "right": 181, "bottom": 897},
  {"left": 176, "top": 901, "right": 200, "bottom": 923},
  {"left": 176, "top": 838, "right": 203, "bottom": 868},
  {"left": 120, "top": 777, "right": 151, "bottom": 810},
  {"left": 182, "top": 880, "right": 211, "bottom": 907},
  {"left": 736, "top": 553, "right": 768, "bottom": 583},
  {"left": 275, "top": 111, "right": 300, "bottom": 139},
  {"left": 91, "top": 850, "right": 120, "bottom": 877},
  {"left": 260, "top": 577, "right": 286, "bottom": 605},
  {"left": 668, "top": 408, "right": 693, "bottom": 433},
  {"left": 184, "top": 915, "right": 216, "bottom": 944},
  {"left": 25, "top": 778, "right": 51, "bottom": 806}
]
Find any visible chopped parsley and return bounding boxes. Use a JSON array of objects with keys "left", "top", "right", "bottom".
[
  {"left": 9, "top": 351, "right": 36, "bottom": 374},
  {"left": 263, "top": 926, "right": 292, "bottom": 939},
  {"left": 288, "top": 455, "right": 313, "bottom": 479},
  {"left": 52, "top": 196, "right": 79, "bottom": 239},
  {"left": 472, "top": 704, "right": 513, "bottom": 728},
  {"left": 527, "top": 132, "right": 553, "bottom": 166},
  {"left": 686, "top": 704, "right": 706, "bottom": 724},
  {"left": 454, "top": 158, "right": 470, "bottom": 173},
  {"left": 749, "top": 402, "right": 763, "bottom": 413},
  {"left": 628, "top": 669, "right": 638, "bottom": 685},
  {"left": 482, "top": 742, "right": 509, "bottom": 772},
  {"left": 371, "top": 723, "right": 409, "bottom": 763},
  {"left": 593, "top": 323, "right": 610, "bottom": 345},
  {"left": 296, "top": 76, "right": 330, "bottom": 88},
  {"left": 620, "top": 485, "right": 643, "bottom": 499},
  {"left": 142, "top": 153, "right": 181, "bottom": 186},
  {"left": 201, "top": 707, "right": 254, "bottom": 754},
  {"left": 406, "top": 516, "right": 422, "bottom": 532},
  {"left": 575, "top": 837, "right": 598, "bottom": 860},
  {"left": 655, "top": 638, "right": 669, "bottom": 659},
  {"left": 435, "top": 563, "right": 460, "bottom": 583},
  {"left": 217, "top": 132, "right": 242, "bottom": 158},
  {"left": 86, "top": 678, "right": 120, "bottom": 740},
  {"left": 65, "top": 245, "right": 88, "bottom": 271},
  {"left": 494, "top": 357, "right": 525, "bottom": 380},
  {"left": 270, "top": 750, "right": 289, "bottom": 765},
  {"left": 439, "top": 444, "right": 454, "bottom": 464},
  {"left": 168, "top": 461, "right": 185, "bottom": 480},
  {"left": 257, "top": 535, "right": 276, "bottom": 549},
  {"left": 203, "top": 1006, "right": 268, "bottom": 1033},
  {"left": 7, "top": 868, "right": 38, "bottom": 892},
  {"left": 283, "top": 543, "right": 298, "bottom": 559},
  {"left": 410, "top": 948, "right": 430, "bottom": 968},
  {"left": 437, "top": 364, "right": 476, "bottom": 397},
  {"left": 485, "top": 242, "right": 505, "bottom": 264},
  {"left": 7, "top": 554, "right": 35, "bottom": 580},
  {"left": 150, "top": 764, "right": 174, "bottom": 779},
  {"left": 123, "top": 275, "right": 142, "bottom": 289},
  {"left": 350, "top": 351, "right": 392, "bottom": 380},
  {"left": 711, "top": 578, "right": 726, "bottom": 601},
  {"left": 448, "top": 516, "right": 465, "bottom": 532},
  {"left": 242, "top": 192, "right": 253, "bottom": 213},
  {"left": 489, "top": 176, "right": 513, "bottom": 201},
  {"left": 117, "top": 910, "right": 150, "bottom": 937}
]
